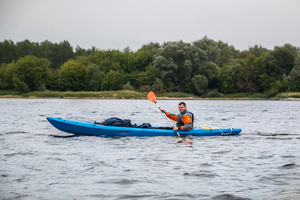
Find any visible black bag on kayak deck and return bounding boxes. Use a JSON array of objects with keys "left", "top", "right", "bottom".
[
  {"left": 101, "top": 117, "right": 129, "bottom": 126},
  {"left": 99, "top": 117, "right": 122, "bottom": 126},
  {"left": 134, "top": 123, "right": 151, "bottom": 128},
  {"left": 100, "top": 117, "right": 151, "bottom": 128}
]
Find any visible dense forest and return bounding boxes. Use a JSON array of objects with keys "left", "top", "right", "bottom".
[{"left": 0, "top": 37, "right": 299, "bottom": 96}]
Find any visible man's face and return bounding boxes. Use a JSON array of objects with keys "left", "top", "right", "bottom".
[{"left": 178, "top": 104, "right": 186, "bottom": 113}]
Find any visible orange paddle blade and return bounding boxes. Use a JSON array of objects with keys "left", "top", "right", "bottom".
[{"left": 147, "top": 91, "right": 157, "bottom": 103}]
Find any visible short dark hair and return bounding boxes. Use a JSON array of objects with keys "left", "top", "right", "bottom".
[{"left": 178, "top": 102, "right": 186, "bottom": 107}]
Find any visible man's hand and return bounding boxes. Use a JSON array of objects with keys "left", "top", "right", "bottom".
[
  {"left": 173, "top": 126, "right": 179, "bottom": 131},
  {"left": 160, "top": 108, "right": 164, "bottom": 112}
]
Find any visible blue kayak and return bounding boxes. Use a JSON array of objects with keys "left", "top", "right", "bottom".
[{"left": 47, "top": 117, "right": 242, "bottom": 137}]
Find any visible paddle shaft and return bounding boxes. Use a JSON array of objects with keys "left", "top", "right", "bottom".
[{"left": 155, "top": 102, "right": 181, "bottom": 137}]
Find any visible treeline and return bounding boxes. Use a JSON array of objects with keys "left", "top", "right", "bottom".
[{"left": 0, "top": 37, "right": 299, "bottom": 96}]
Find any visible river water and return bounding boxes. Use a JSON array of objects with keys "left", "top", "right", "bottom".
[{"left": 0, "top": 98, "right": 299, "bottom": 200}]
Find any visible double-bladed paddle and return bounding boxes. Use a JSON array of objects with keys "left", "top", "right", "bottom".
[{"left": 147, "top": 91, "right": 181, "bottom": 137}]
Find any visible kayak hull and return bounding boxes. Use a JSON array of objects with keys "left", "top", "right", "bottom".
[{"left": 47, "top": 117, "right": 242, "bottom": 137}]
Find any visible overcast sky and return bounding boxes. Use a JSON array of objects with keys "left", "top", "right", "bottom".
[{"left": 1, "top": 0, "right": 299, "bottom": 51}]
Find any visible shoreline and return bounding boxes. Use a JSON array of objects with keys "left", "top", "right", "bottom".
[
  {"left": 1, "top": 90, "right": 299, "bottom": 100},
  {"left": 1, "top": 95, "right": 299, "bottom": 101}
]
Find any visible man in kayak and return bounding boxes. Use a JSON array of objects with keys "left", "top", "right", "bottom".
[{"left": 160, "top": 102, "right": 194, "bottom": 131}]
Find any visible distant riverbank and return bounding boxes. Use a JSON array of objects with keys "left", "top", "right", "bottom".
[{"left": 0, "top": 90, "right": 299, "bottom": 100}]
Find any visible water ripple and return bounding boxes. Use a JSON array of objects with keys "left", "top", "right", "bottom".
[{"left": 0, "top": 99, "right": 300, "bottom": 200}]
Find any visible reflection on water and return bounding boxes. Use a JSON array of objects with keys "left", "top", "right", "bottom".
[
  {"left": 0, "top": 98, "right": 300, "bottom": 200},
  {"left": 177, "top": 136, "right": 193, "bottom": 147}
]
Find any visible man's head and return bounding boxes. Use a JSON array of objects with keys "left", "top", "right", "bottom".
[{"left": 178, "top": 102, "right": 187, "bottom": 113}]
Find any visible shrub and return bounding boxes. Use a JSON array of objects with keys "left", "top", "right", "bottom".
[
  {"left": 123, "top": 81, "right": 134, "bottom": 90},
  {"left": 13, "top": 77, "right": 30, "bottom": 93},
  {"left": 267, "top": 80, "right": 288, "bottom": 97},
  {"left": 275, "top": 92, "right": 300, "bottom": 98},
  {"left": 138, "top": 85, "right": 151, "bottom": 92},
  {"left": 38, "top": 84, "right": 46, "bottom": 91},
  {"left": 205, "top": 89, "right": 224, "bottom": 97},
  {"left": 152, "top": 78, "right": 164, "bottom": 92}
]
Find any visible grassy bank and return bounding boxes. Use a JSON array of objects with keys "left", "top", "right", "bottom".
[
  {"left": 155, "top": 92, "right": 199, "bottom": 98},
  {"left": 211, "top": 92, "right": 270, "bottom": 99},
  {"left": 274, "top": 92, "right": 300, "bottom": 99},
  {"left": 206, "top": 92, "right": 300, "bottom": 99},
  {"left": 0, "top": 90, "right": 199, "bottom": 99},
  {"left": 0, "top": 90, "right": 147, "bottom": 99},
  {"left": 0, "top": 90, "right": 299, "bottom": 100}
]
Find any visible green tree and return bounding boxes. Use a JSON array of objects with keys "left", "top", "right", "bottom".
[
  {"left": 13, "top": 77, "right": 30, "bottom": 92},
  {"left": 75, "top": 45, "right": 87, "bottom": 57},
  {"left": 145, "top": 64, "right": 161, "bottom": 85},
  {"left": 268, "top": 80, "right": 288, "bottom": 96},
  {"left": 193, "top": 36, "right": 220, "bottom": 64},
  {"left": 259, "top": 73, "right": 275, "bottom": 92},
  {"left": 0, "top": 64, "right": 6, "bottom": 88},
  {"left": 122, "top": 81, "right": 134, "bottom": 90},
  {"left": 218, "top": 40, "right": 239, "bottom": 58},
  {"left": 58, "top": 60, "right": 87, "bottom": 91},
  {"left": 102, "top": 70, "right": 125, "bottom": 90},
  {"left": 219, "top": 47, "right": 234, "bottom": 66},
  {"left": 14, "top": 55, "right": 51, "bottom": 91},
  {"left": 235, "top": 63, "right": 257, "bottom": 94},
  {"left": 283, "top": 43, "right": 300, "bottom": 54},
  {"left": 0, "top": 39, "right": 18, "bottom": 64},
  {"left": 16, "top": 39, "right": 35, "bottom": 58},
  {"left": 47, "top": 40, "right": 74, "bottom": 69},
  {"left": 125, "top": 70, "right": 139, "bottom": 89},
  {"left": 152, "top": 78, "right": 164, "bottom": 92},
  {"left": 125, "top": 50, "right": 150, "bottom": 73},
  {"left": 153, "top": 40, "right": 208, "bottom": 91},
  {"left": 0, "top": 39, "right": 76, "bottom": 70},
  {"left": 228, "top": 57, "right": 258, "bottom": 94},
  {"left": 237, "top": 50, "right": 249, "bottom": 59},
  {"left": 199, "top": 61, "right": 221, "bottom": 89},
  {"left": 77, "top": 50, "right": 125, "bottom": 73},
  {"left": 86, "top": 46, "right": 99, "bottom": 55},
  {"left": 217, "top": 63, "right": 237, "bottom": 94},
  {"left": 283, "top": 54, "right": 300, "bottom": 91},
  {"left": 290, "top": 78, "right": 300, "bottom": 91},
  {"left": 138, "top": 42, "right": 161, "bottom": 61},
  {"left": 248, "top": 45, "right": 268, "bottom": 57},
  {"left": 139, "top": 42, "right": 161, "bottom": 52},
  {"left": 0, "top": 62, "right": 16, "bottom": 90},
  {"left": 191, "top": 74, "right": 208, "bottom": 94},
  {"left": 262, "top": 46, "right": 295, "bottom": 80},
  {"left": 85, "top": 64, "right": 105, "bottom": 91},
  {"left": 124, "top": 65, "right": 160, "bottom": 90},
  {"left": 39, "top": 40, "right": 53, "bottom": 58},
  {"left": 135, "top": 71, "right": 151, "bottom": 87},
  {"left": 46, "top": 69, "right": 59, "bottom": 91},
  {"left": 162, "top": 76, "right": 175, "bottom": 89}
]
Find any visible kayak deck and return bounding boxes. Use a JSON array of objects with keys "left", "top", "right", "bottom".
[{"left": 47, "top": 117, "right": 242, "bottom": 137}]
